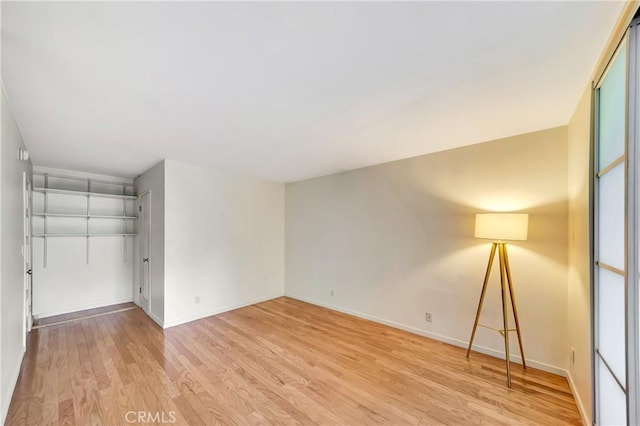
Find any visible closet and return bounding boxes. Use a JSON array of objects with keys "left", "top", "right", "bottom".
[{"left": 30, "top": 169, "right": 137, "bottom": 318}]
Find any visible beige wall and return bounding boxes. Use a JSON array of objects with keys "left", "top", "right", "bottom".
[
  {"left": 286, "top": 127, "right": 569, "bottom": 372},
  {"left": 567, "top": 86, "right": 593, "bottom": 424}
]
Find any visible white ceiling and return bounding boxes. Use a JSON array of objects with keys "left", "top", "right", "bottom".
[{"left": 1, "top": 1, "right": 625, "bottom": 182}]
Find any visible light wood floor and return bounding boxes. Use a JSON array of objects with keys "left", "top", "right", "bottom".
[{"left": 7, "top": 297, "right": 581, "bottom": 425}]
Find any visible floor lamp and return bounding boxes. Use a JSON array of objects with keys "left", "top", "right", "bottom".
[{"left": 466, "top": 213, "right": 528, "bottom": 388}]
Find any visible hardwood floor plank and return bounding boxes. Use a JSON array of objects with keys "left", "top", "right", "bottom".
[
  {"left": 188, "top": 322, "right": 318, "bottom": 425},
  {"left": 182, "top": 325, "right": 301, "bottom": 424},
  {"left": 57, "top": 398, "right": 74, "bottom": 426},
  {"left": 7, "top": 297, "right": 582, "bottom": 425},
  {"left": 171, "top": 394, "right": 205, "bottom": 426}
]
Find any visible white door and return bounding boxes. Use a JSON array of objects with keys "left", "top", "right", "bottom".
[
  {"left": 23, "top": 172, "right": 32, "bottom": 347},
  {"left": 139, "top": 192, "right": 151, "bottom": 313}
]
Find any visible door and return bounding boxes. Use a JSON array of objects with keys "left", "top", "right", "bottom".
[
  {"left": 593, "top": 23, "right": 640, "bottom": 425},
  {"left": 139, "top": 192, "right": 151, "bottom": 314},
  {"left": 23, "top": 172, "right": 32, "bottom": 347}
]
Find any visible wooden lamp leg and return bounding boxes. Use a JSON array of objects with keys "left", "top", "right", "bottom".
[
  {"left": 466, "top": 242, "right": 497, "bottom": 358},
  {"left": 498, "top": 243, "right": 512, "bottom": 388},
  {"left": 467, "top": 241, "right": 525, "bottom": 389},
  {"left": 503, "top": 244, "right": 526, "bottom": 369}
]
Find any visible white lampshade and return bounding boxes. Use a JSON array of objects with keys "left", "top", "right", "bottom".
[{"left": 474, "top": 213, "right": 529, "bottom": 241}]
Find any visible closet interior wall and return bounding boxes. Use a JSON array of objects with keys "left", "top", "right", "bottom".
[{"left": 31, "top": 168, "right": 137, "bottom": 318}]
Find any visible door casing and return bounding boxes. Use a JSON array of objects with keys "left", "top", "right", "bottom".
[{"left": 138, "top": 191, "right": 151, "bottom": 315}]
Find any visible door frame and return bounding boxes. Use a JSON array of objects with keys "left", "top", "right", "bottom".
[
  {"left": 137, "top": 190, "right": 151, "bottom": 315},
  {"left": 626, "top": 18, "right": 640, "bottom": 426}
]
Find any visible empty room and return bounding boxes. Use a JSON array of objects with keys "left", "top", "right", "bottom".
[{"left": 0, "top": 1, "right": 638, "bottom": 425}]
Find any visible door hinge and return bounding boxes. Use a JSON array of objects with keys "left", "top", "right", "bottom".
[
  {"left": 139, "top": 205, "right": 142, "bottom": 212},
  {"left": 139, "top": 287, "right": 142, "bottom": 294}
]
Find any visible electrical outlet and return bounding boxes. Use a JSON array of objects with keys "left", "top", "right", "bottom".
[
  {"left": 330, "top": 290, "right": 334, "bottom": 296},
  {"left": 571, "top": 347, "right": 575, "bottom": 365},
  {"left": 425, "top": 312, "right": 432, "bottom": 323},
  {"left": 195, "top": 296, "right": 200, "bottom": 304}
]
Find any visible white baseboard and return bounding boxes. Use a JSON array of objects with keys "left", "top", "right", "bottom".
[
  {"left": 163, "top": 293, "right": 284, "bottom": 328},
  {"left": 130, "top": 300, "right": 164, "bottom": 328},
  {"left": 1, "top": 348, "right": 25, "bottom": 424},
  {"left": 567, "top": 370, "right": 590, "bottom": 426},
  {"left": 145, "top": 310, "right": 164, "bottom": 328},
  {"left": 34, "top": 297, "right": 134, "bottom": 319},
  {"left": 285, "top": 293, "right": 566, "bottom": 376}
]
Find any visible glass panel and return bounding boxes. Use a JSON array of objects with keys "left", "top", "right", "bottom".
[
  {"left": 598, "top": 267, "right": 626, "bottom": 387},
  {"left": 598, "top": 162, "right": 625, "bottom": 270},
  {"left": 598, "top": 45, "right": 626, "bottom": 171},
  {"left": 598, "top": 357, "right": 627, "bottom": 426},
  {"left": 595, "top": 34, "right": 630, "bottom": 426}
]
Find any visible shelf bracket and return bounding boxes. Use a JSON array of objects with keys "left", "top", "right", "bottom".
[
  {"left": 86, "top": 179, "right": 91, "bottom": 265},
  {"left": 44, "top": 173, "right": 48, "bottom": 268},
  {"left": 43, "top": 236, "right": 47, "bottom": 269},
  {"left": 123, "top": 183, "right": 127, "bottom": 263}
]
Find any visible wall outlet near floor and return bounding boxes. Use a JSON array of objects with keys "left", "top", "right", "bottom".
[
  {"left": 195, "top": 296, "right": 200, "bottom": 304},
  {"left": 425, "top": 312, "right": 432, "bottom": 323},
  {"left": 330, "top": 290, "right": 334, "bottom": 296}
]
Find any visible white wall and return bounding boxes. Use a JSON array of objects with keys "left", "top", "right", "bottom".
[
  {"left": 163, "top": 159, "right": 284, "bottom": 327},
  {"left": 1, "top": 87, "right": 32, "bottom": 422},
  {"left": 31, "top": 167, "right": 135, "bottom": 318},
  {"left": 285, "top": 127, "right": 570, "bottom": 373},
  {"left": 134, "top": 161, "right": 165, "bottom": 326}
]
